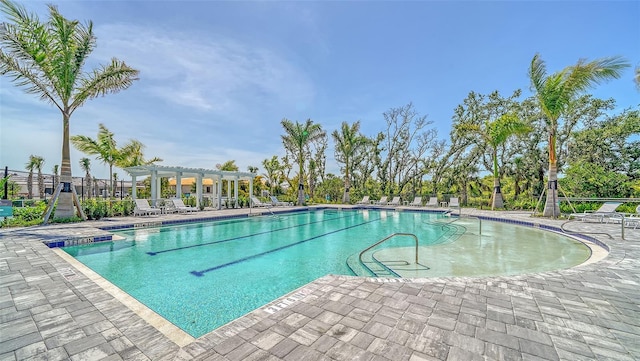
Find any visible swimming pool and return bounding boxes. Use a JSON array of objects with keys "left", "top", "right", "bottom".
[{"left": 62, "top": 209, "right": 592, "bottom": 337}]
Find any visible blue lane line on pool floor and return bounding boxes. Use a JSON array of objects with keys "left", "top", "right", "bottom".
[
  {"left": 189, "top": 217, "right": 382, "bottom": 277},
  {"left": 146, "top": 213, "right": 358, "bottom": 256}
]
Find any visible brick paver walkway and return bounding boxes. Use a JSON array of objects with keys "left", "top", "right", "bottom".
[{"left": 1, "top": 207, "right": 638, "bottom": 360}]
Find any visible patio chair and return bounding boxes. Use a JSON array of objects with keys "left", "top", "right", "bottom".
[
  {"left": 607, "top": 204, "right": 640, "bottom": 229},
  {"left": 355, "top": 196, "right": 371, "bottom": 205},
  {"left": 170, "top": 198, "right": 197, "bottom": 213},
  {"left": 251, "top": 196, "right": 271, "bottom": 208},
  {"left": 569, "top": 202, "right": 622, "bottom": 223},
  {"left": 374, "top": 196, "right": 388, "bottom": 206},
  {"left": 387, "top": 196, "right": 401, "bottom": 206},
  {"left": 134, "top": 199, "right": 161, "bottom": 216},
  {"left": 270, "top": 196, "right": 291, "bottom": 207},
  {"left": 449, "top": 197, "right": 460, "bottom": 208},
  {"left": 408, "top": 197, "right": 422, "bottom": 207},
  {"left": 425, "top": 197, "right": 438, "bottom": 207}
]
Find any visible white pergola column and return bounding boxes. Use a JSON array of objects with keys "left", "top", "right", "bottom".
[
  {"left": 196, "top": 174, "right": 203, "bottom": 209},
  {"left": 217, "top": 177, "right": 223, "bottom": 210},
  {"left": 131, "top": 175, "right": 137, "bottom": 199},
  {"left": 150, "top": 170, "right": 157, "bottom": 206},
  {"left": 233, "top": 177, "right": 239, "bottom": 208},
  {"left": 226, "top": 179, "right": 232, "bottom": 206},
  {"left": 156, "top": 176, "right": 162, "bottom": 202},
  {"left": 176, "top": 172, "right": 182, "bottom": 198}
]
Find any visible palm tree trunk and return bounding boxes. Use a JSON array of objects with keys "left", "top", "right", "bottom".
[
  {"left": 491, "top": 178, "right": 504, "bottom": 210},
  {"left": 85, "top": 173, "right": 92, "bottom": 199},
  {"left": 543, "top": 163, "right": 560, "bottom": 217},
  {"left": 343, "top": 168, "right": 351, "bottom": 204},
  {"left": 54, "top": 114, "right": 76, "bottom": 218},
  {"left": 27, "top": 172, "right": 33, "bottom": 199}
]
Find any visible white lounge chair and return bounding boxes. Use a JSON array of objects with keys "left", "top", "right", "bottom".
[
  {"left": 251, "top": 196, "right": 271, "bottom": 208},
  {"left": 607, "top": 204, "right": 640, "bottom": 229},
  {"left": 387, "top": 197, "right": 401, "bottom": 206},
  {"left": 425, "top": 197, "right": 438, "bottom": 207},
  {"left": 134, "top": 199, "right": 161, "bottom": 216},
  {"left": 408, "top": 197, "right": 422, "bottom": 207},
  {"left": 374, "top": 196, "right": 388, "bottom": 206},
  {"left": 171, "top": 198, "right": 197, "bottom": 213},
  {"left": 449, "top": 197, "right": 460, "bottom": 208},
  {"left": 356, "top": 196, "right": 370, "bottom": 205},
  {"left": 270, "top": 196, "right": 291, "bottom": 207},
  {"left": 569, "top": 202, "right": 622, "bottom": 223}
]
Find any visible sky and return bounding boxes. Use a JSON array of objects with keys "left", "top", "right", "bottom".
[{"left": 1, "top": 0, "right": 639, "bottom": 181}]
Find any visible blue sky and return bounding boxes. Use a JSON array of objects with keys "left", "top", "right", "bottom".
[{"left": 1, "top": 1, "right": 638, "bottom": 180}]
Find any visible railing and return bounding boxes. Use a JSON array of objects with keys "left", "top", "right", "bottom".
[{"left": 358, "top": 233, "right": 419, "bottom": 277}]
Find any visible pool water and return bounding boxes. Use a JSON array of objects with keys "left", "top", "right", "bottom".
[{"left": 62, "top": 209, "right": 591, "bottom": 337}]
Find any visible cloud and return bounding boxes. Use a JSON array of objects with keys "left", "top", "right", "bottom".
[{"left": 92, "top": 23, "right": 315, "bottom": 114}]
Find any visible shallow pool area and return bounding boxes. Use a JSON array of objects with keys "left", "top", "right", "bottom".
[{"left": 62, "top": 209, "right": 593, "bottom": 337}]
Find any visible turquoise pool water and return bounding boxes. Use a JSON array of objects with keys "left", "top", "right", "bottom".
[{"left": 62, "top": 209, "right": 591, "bottom": 337}]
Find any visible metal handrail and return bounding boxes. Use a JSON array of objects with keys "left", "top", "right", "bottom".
[{"left": 358, "top": 233, "right": 419, "bottom": 276}]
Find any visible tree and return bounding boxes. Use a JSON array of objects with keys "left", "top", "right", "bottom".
[
  {"left": 80, "top": 157, "right": 92, "bottom": 199},
  {"left": 281, "top": 118, "right": 325, "bottom": 205},
  {"left": 377, "top": 103, "right": 438, "bottom": 197},
  {"left": 35, "top": 156, "right": 45, "bottom": 199},
  {"left": 52, "top": 164, "right": 59, "bottom": 194},
  {"left": 72, "top": 124, "right": 158, "bottom": 197},
  {"left": 567, "top": 107, "right": 640, "bottom": 180},
  {"left": 262, "top": 156, "right": 282, "bottom": 196},
  {"left": 0, "top": 0, "right": 139, "bottom": 218},
  {"left": 115, "top": 140, "right": 162, "bottom": 168},
  {"left": 455, "top": 112, "right": 530, "bottom": 209},
  {"left": 25, "top": 157, "right": 33, "bottom": 199},
  {"left": 25, "top": 155, "right": 43, "bottom": 199},
  {"left": 216, "top": 160, "right": 239, "bottom": 171},
  {"left": 332, "top": 121, "right": 368, "bottom": 203},
  {"left": 528, "top": 53, "right": 628, "bottom": 217}
]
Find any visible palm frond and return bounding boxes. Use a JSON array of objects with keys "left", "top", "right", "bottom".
[{"left": 528, "top": 53, "right": 547, "bottom": 95}]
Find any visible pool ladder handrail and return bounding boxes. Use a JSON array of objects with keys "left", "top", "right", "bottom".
[{"left": 358, "top": 233, "right": 419, "bottom": 277}]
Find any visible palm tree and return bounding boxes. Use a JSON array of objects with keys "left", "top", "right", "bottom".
[
  {"left": 0, "top": 0, "right": 139, "bottom": 218},
  {"left": 454, "top": 113, "right": 530, "bottom": 209},
  {"left": 528, "top": 53, "right": 628, "bottom": 217},
  {"left": 72, "top": 124, "right": 159, "bottom": 197},
  {"left": 25, "top": 155, "right": 39, "bottom": 199},
  {"left": 34, "top": 156, "right": 45, "bottom": 199},
  {"left": 281, "top": 118, "right": 325, "bottom": 205},
  {"left": 332, "top": 121, "right": 368, "bottom": 203},
  {"left": 52, "top": 164, "right": 59, "bottom": 194},
  {"left": 71, "top": 124, "right": 120, "bottom": 197},
  {"left": 262, "top": 156, "right": 282, "bottom": 196},
  {"left": 115, "top": 140, "right": 162, "bottom": 168},
  {"left": 79, "top": 158, "right": 92, "bottom": 199}
]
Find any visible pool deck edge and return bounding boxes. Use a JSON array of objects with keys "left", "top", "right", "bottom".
[{"left": 1, "top": 207, "right": 638, "bottom": 360}]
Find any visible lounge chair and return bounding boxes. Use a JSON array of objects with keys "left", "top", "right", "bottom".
[
  {"left": 387, "top": 196, "right": 401, "bottom": 206},
  {"left": 425, "top": 197, "right": 438, "bottom": 207},
  {"left": 374, "top": 196, "right": 388, "bottom": 206},
  {"left": 569, "top": 201, "right": 622, "bottom": 222},
  {"left": 449, "top": 197, "right": 460, "bottom": 208},
  {"left": 408, "top": 197, "right": 422, "bottom": 207},
  {"left": 607, "top": 204, "right": 640, "bottom": 229},
  {"left": 356, "top": 196, "right": 370, "bottom": 205},
  {"left": 251, "top": 196, "right": 271, "bottom": 208},
  {"left": 134, "top": 199, "right": 161, "bottom": 216},
  {"left": 171, "top": 198, "right": 197, "bottom": 213},
  {"left": 270, "top": 196, "right": 291, "bottom": 207}
]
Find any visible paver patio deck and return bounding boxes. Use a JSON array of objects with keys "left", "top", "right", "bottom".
[{"left": 0, "top": 206, "right": 638, "bottom": 360}]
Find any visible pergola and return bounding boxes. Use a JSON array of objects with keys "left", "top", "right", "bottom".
[{"left": 123, "top": 165, "right": 256, "bottom": 210}]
